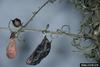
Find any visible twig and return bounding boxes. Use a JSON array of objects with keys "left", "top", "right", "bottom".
[
  {"left": 0, "top": 27, "right": 8, "bottom": 31},
  {"left": 16, "top": 0, "right": 50, "bottom": 34},
  {"left": 0, "top": 26, "right": 95, "bottom": 40},
  {"left": 23, "top": 0, "right": 49, "bottom": 28},
  {"left": 0, "top": 27, "right": 79, "bottom": 36},
  {"left": 0, "top": 27, "right": 82, "bottom": 37},
  {"left": 23, "top": 28, "right": 79, "bottom": 37}
]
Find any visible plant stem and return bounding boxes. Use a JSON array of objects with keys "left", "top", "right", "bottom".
[
  {"left": 16, "top": 0, "right": 50, "bottom": 34},
  {"left": 23, "top": 28, "right": 79, "bottom": 37},
  {"left": 0, "top": 26, "right": 95, "bottom": 40},
  {"left": 23, "top": 1, "right": 49, "bottom": 28},
  {"left": 0, "top": 27, "right": 81, "bottom": 37}
]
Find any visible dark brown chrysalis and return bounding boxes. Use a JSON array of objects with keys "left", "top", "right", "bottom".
[
  {"left": 12, "top": 18, "right": 22, "bottom": 27},
  {"left": 6, "top": 32, "right": 16, "bottom": 59},
  {"left": 26, "top": 36, "right": 51, "bottom": 65}
]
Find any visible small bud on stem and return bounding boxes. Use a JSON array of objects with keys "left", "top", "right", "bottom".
[{"left": 12, "top": 18, "right": 22, "bottom": 27}]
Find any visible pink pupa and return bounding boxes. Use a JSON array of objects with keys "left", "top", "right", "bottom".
[{"left": 6, "top": 32, "right": 16, "bottom": 59}]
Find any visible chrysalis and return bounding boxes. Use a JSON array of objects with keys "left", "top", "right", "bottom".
[
  {"left": 6, "top": 32, "right": 16, "bottom": 59},
  {"left": 26, "top": 36, "right": 51, "bottom": 65}
]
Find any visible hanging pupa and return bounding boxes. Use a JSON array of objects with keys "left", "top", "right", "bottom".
[
  {"left": 6, "top": 32, "right": 16, "bottom": 59},
  {"left": 26, "top": 35, "right": 51, "bottom": 65}
]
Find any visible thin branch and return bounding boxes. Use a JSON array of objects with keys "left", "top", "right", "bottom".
[
  {"left": 0, "top": 27, "right": 8, "bottom": 31},
  {"left": 0, "top": 27, "right": 79, "bottom": 36},
  {"left": 23, "top": 28, "right": 79, "bottom": 37},
  {"left": 0, "top": 27, "right": 96, "bottom": 40},
  {"left": 23, "top": 1, "right": 49, "bottom": 28},
  {"left": 16, "top": 0, "right": 50, "bottom": 34},
  {"left": 0, "top": 27, "right": 81, "bottom": 37}
]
